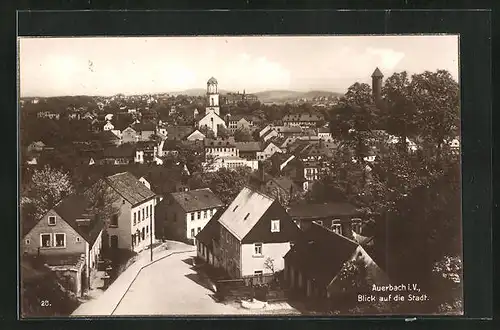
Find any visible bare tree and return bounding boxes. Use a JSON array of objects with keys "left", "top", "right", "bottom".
[{"left": 83, "top": 178, "right": 121, "bottom": 225}]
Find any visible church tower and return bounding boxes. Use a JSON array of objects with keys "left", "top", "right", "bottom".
[
  {"left": 371, "top": 67, "right": 384, "bottom": 104},
  {"left": 206, "top": 77, "right": 220, "bottom": 116}
]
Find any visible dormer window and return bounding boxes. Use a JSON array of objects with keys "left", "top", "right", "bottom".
[
  {"left": 48, "top": 216, "right": 56, "bottom": 226},
  {"left": 244, "top": 213, "right": 250, "bottom": 221},
  {"left": 271, "top": 219, "right": 280, "bottom": 232}
]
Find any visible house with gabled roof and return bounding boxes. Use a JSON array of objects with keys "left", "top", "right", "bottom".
[
  {"left": 100, "top": 172, "right": 157, "bottom": 252},
  {"left": 155, "top": 188, "right": 224, "bottom": 243},
  {"left": 214, "top": 187, "right": 301, "bottom": 282},
  {"left": 22, "top": 194, "right": 105, "bottom": 295},
  {"left": 283, "top": 223, "right": 388, "bottom": 302}
]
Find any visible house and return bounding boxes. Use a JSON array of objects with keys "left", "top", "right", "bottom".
[
  {"left": 104, "top": 113, "right": 114, "bottom": 121},
  {"left": 186, "top": 129, "right": 206, "bottom": 141},
  {"left": 37, "top": 111, "right": 60, "bottom": 120},
  {"left": 287, "top": 202, "right": 363, "bottom": 237},
  {"left": 101, "top": 172, "right": 157, "bottom": 252},
  {"left": 100, "top": 144, "right": 135, "bottom": 165},
  {"left": 261, "top": 129, "right": 279, "bottom": 142},
  {"left": 250, "top": 167, "right": 301, "bottom": 206},
  {"left": 22, "top": 194, "right": 105, "bottom": 295},
  {"left": 234, "top": 142, "right": 262, "bottom": 160},
  {"left": 318, "top": 127, "right": 333, "bottom": 141},
  {"left": 282, "top": 113, "right": 323, "bottom": 128},
  {"left": 197, "top": 110, "right": 226, "bottom": 137},
  {"left": 270, "top": 153, "right": 296, "bottom": 174},
  {"left": 256, "top": 141, "right": 282, "bottom": 161},
  {"left": 155, "top": 188, "right": 224, "bottom": 243},
  {"left": 214, "top": 187, "right": 301, "bottom": 283},
  {"left": 134, "top": 141, "right": 158, "bottom": 164},
  {"left": 96, "top": 130, "right": 121, "bottom": 147},
  {"left": 103, "top": 121, "right": 115, "bottom": 131},
  {"left": 134, "top": 122, "right": 156, "bottom": 141},
  {"left": 283, "top": 223, "right": 388, "bottom": 301},
  {"left": 204, "top": 137, "right": 239, "bottom": 160},
  {"left": 227, "top": 114, "right": 259, "bottom": 133},
  {"left": 195, "top": 207, "right": 225, "bottom": 267},
  {"left": 121, "top": 127, "right": 139, "bottom": 144}
]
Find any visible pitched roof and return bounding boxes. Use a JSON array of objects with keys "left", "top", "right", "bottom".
[
  {"left": 207, "top": 77, "right": 218, "bottom": 84},
  {"left": 204, "top": 137, "right": 236, "bottom": 148},
  {"left": 134, "top": 122, "right": 156, "bottom": 132},
  {"left": 228, "top": 114, "right": 259, "bottom": 122},
  {"left": 270, "top": 176, "right": 299, "bottom": 193},
  {"left": 318, "top": 127, "right": 331, "bottom": 133},
  {"left": 218, "top": 187, "right": 275, "bottom": 241},
  {"left": 288, "top": 202, "right": 361, "bottom": 219},
  {"left": 52, "top": 194, "right": 104, "bottom": 245},
  {"left": 102, "top": 144, "right": 136, "bottom": 158},
  {"left": 282, "top": 113, "right": 323, "bottom": 122},
  {"left": 371, "top": 67, "right": 384, "bottom": 78},
  {"left": 167, "top": 125, "right": 195, "bottom": 140},
  {"left": 105, "top": 172, "right": 156, "bottom": 206},
  {"left": 284, "top": 223, "right": 359, "bottom": 285},
  {"left": 170, "top": 188, "right": 224, "bottom": 212},
  {"left": 98, "top": 130, "right": 120, "bottom": 141},
  {"left": 234, "top": 142, "right": 262, "bottom": 152}
]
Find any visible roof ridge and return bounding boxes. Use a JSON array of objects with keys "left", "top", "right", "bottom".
[{"left": 312, "top": 222, "right": 360, "bottom": 246}]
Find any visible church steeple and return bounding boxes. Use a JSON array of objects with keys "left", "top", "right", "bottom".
[
  {"left": 371, "top": 67, "right": 384, "bottom": 103},
  {"left": 206, "top": 77, "right": 220, "bottom": 115}
]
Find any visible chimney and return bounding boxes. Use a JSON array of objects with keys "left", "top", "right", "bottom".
[{"left": 371, "top": 67, "right": 384, "bottom": 103}]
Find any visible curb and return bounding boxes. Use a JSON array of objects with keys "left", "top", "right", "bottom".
[{"left": 110, "top": 248, "right": 195, "bottom": 315}]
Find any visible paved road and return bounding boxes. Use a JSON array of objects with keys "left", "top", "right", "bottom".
[
  {"left": 113, "top": 251, "right": 301, "bottom": 316},
  {"left": 113, "top": 251, "right": 242, "bottom": 315}
]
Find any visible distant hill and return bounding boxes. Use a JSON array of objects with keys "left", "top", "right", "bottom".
[
  {"left": 254, "top": 90, "right": 343, "bottom": 103},
  {"left": 170, "top": 89, "right": 343, "bottom": 102}
]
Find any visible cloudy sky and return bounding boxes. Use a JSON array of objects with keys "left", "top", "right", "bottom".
[{"left": 19, "top": 35, "right": 459, "bottom": 97}]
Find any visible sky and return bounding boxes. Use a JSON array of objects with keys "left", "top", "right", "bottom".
[{"left": 19, "top": 35, "right": 459, "bottom": 97}]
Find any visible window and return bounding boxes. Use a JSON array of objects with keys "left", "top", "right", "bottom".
[
  {"left": 133, "top": 212, "right": 137, "bottom": 225},
  {"left": 197, "top": 211, "right": 200, "bottom": 220},
  {"left": 211, "top": 209, "right": 214, "bottom": 217},
  {"left": 271, "top": 219, "right": 280, "bottom": 233},
  {"left": 142, "top": 208, "right": 145, "bottom": 220},
  {"left": 110, "top": 214, "right": 118, "bottom": 227},
  {"left": 54, "top": 233, "right": 66, "bottom": 247},
  {"left": 254, "top": 243, "right": 263, "bottom": 256},
  {"left": 142, "top": 228, "right": 145, "bottom": 240},
  {"left": 173, "top": 213, "right": 177, "bottom": 223},
  {"left": 146, "top": 226, "right": 149, "bottom": 234},
  {"left": 76, "top": 237, "right": 81, "bottom": 243},
  {"left": 25, "top": 238, "right": 30, "bottom": 245},
  {"left": 150, "top": 205, "right": 152, "bottom": 217},
  {"left": 244, "top": 213, "right": 250, "bottom": 221},
  {"left": 315, "top": 220, "right": 323, "bottom": 226},
  {"left": 191, "top": 228, "right": 195, "bottom": 238},
  {"left": 197, "top": 227, "right": 201, "bottom": 234},
  {"left": 48, "top": 216, "right": 56, "bottom": 226},
  {"left": 351, "top": 218, "right": 362, "bottom": 234},
  {"left": 203, "top": 210, "right": 207, "bottom": 218},
  {"left": 332, "top": 222, "right": 342, "bottom": 235},
  {"left": 233, "top": 205, "right": 238, "bottom": 212},
  {"left": 191, "top": 213, "right": 195, "bottom": 221}
]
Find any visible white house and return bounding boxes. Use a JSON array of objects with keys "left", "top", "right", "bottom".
[
  {"left": 215, "top": 187, "right": 301, "bottom": 282},
  {"left": 103, "top": 121, "right": 114, "bottom": 131}
]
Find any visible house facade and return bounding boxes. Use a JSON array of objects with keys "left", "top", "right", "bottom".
[
  {"left": 282, "top": 113, "right": 323, "bottom": 128},
  {"left": 22, "top": 194, "right": 105, "bottom": 294},
  {"left": 287, "top": 202, "right": 363, "bottom": 236},
  {"left": 215, "top": 187, "right": 301, "bottom": 282},
  {"left": 155, "top": 188, "right": 224, "bottom": 243},
  {"left": 256, "top": 142, "right": 282, "bottom": 161},
  {"left": 121, "top": 127, "right": 138, "bottom": 144},
  {"left": 101, "top": 172, "right": 157, "bottom": 252}
]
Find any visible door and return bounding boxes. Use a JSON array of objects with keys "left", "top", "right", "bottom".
[{"left": 110, "top": 235, "right": 118, "bottom": 249}]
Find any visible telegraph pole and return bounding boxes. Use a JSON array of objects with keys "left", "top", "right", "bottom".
[{"left": 150, "top": 207, "right": 153, "bottom": 262}]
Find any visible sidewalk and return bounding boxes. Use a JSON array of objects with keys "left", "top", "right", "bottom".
[{"left": 71, "top": 241, "right": 195, "bottom": 317}]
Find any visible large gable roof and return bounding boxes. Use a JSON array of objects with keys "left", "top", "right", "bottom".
[
  {"left": 284, "top": 223, "right": 359, "bottom": 284},
  {"left": 217, "top": 187, "right": 275, "bottom": 241},
  {"left": 288, "top": 202, "right": 361, "bottom": 219},
  {"left": 105, "top": 172, "right": 156, "bottom": 206},
  {"left": 234, "top": 142, "right": 262, "bottom": 152},
  {"left": 170, "top": 188, "right": 224, "bottom": 212}
]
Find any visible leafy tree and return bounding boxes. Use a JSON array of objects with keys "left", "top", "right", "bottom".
[
  {"left": 21, "top": 166, "right": 74, "bottom": 220},
  {"left": 189, "top": 167, "right": 253, "bottom": 205},
  {"left": 382, "top": 71, "right": 419, "bottom": 153},
  {"left": 199, "top": 125, "right": 216, "bottom": 139},
  {"left": 409, "top": 70, "right": 460, "bottom": 161},
  {"left": 82, "top": 178, "right": 121, "bottom": 225},
  {"left": 234, "top": 128, "right": 253, "bottom": 142},
  {"left": 217, "top": 125, "right": 230, "bottom": 139}
]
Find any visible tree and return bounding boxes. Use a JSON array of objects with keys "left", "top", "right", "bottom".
[
  {"left": 234, "top": 128, "right": 253, "bottom": 142},
  {"left": 382, "top": 71, "right": 419, "bottom": 154},
  {"left": 217, "top": 125, "right": 230, "bottom": 139},
  {"left": 82, "top": 178, "right": 121, "bottom": 225},
  {"left": 409, "top": 70, "right": 460, "bottom": 161},
  {"left": 189, "top": 167, "right": 253, "bottom": 205},
  {"left": 21, "top": 166, "right": 74, "bottom": 220},
  {"left": 199, "top": 125, "right": 216, "bottom": 139}
]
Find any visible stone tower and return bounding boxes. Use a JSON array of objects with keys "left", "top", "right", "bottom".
[
  {"left": 206, "top": 77, "right": 220, "bottom": 115},
  {"left": 371, "top": 67, "right": 384, "bottom": 103}
]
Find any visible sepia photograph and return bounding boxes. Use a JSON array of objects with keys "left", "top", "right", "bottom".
[{"left": 18, "top": 35, "right": 462, "bottom": 317}]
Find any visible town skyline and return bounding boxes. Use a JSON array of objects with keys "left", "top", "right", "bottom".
[{"left": 19, "top": 35, "right": 459, "bottom": 98}]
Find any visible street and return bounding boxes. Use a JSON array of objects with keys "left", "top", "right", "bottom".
[{"left": 112, "top": 251, "right": 299, "bottom": 316}]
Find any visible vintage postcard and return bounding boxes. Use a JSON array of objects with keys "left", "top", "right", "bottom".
[{"left": 19, "top": 35, "right": 462, "bottom": 317}]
